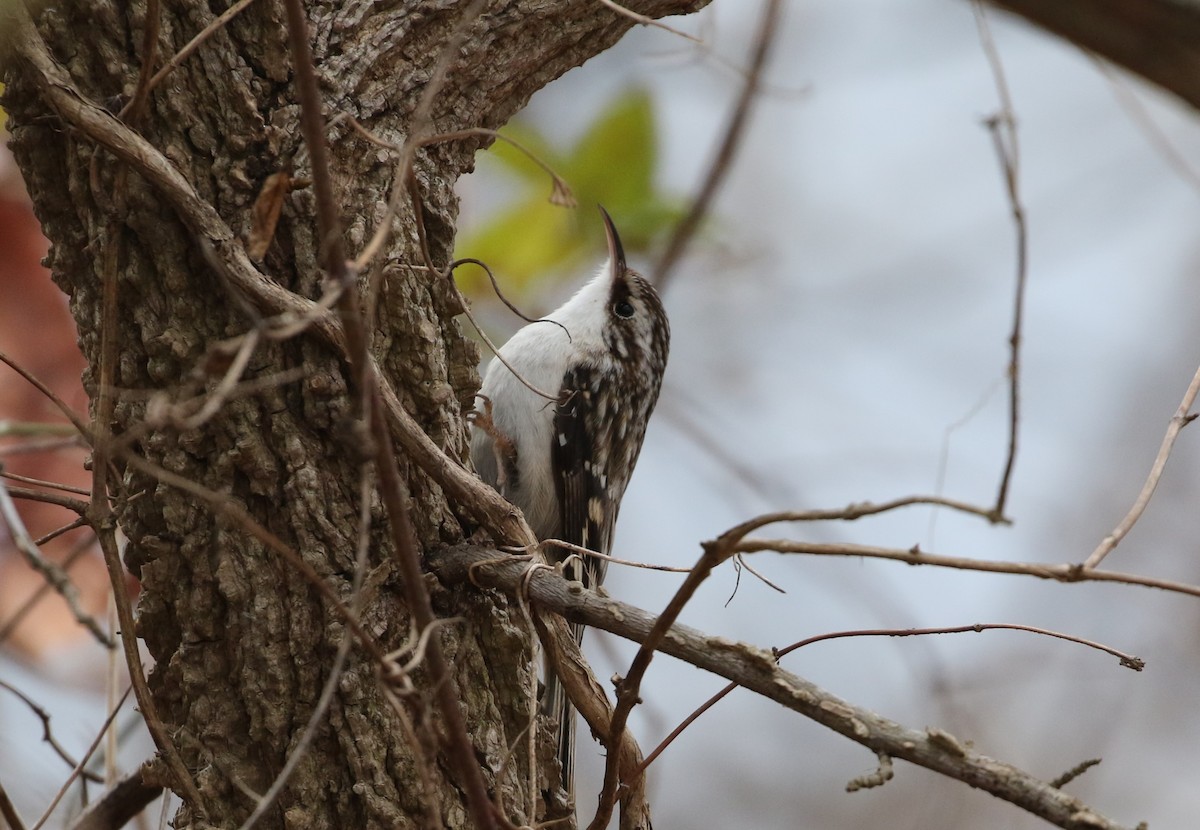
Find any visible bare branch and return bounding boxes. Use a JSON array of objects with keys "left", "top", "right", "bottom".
[
  {"left": 643, "top": 619, "right": 1141, "bottom": 774},
  {"left": 0, "top": 478, "right": 110, "bottom": 646},
  {"left": 30, "top": 688, "right": 131, "bottom": 830},
  {"left": 777, "top": 623, "right": 1144, "bottom": 672},
  {"left": 0, "top": 350, "right": 91, "bottom": 440},
  {"left": 719, "top": 494, "right": 1012, "bottom": 540},
  {"left": 1085, "top": 362, "right": 1200, "bottom": 568},
  {"left": 432, "top": 544, "right": 1138, "bottom": 830},
  {"left": 0, "top": 680, "right": 103, "bottom": 783},
  {"left": 0, "top": 470, "right": 90, "bottom": 496},
  {"left": 118, "top": 0, "right": 260, "bottom": 120},
  {"left": 0, "top": 531, "right": 94, "bottom": 646},
  {"left": 4, "top": 484, "right": 90, "bottom": 517},
  {"left": 597, "top": 0, "right": 703, "bottom": 44},
  {"left": 68, "top": 769, "right": 162, "bottom": 830},
  {"left": 0, "top": 421, "right": 78, "bottom": 438},
  {"left": 0, "top": 778, "right": 27, "bottom": 830},
  {"left": 974, "top": 1, "right": 1026, "bottom": 521},
  {"left": 736, "top": 538, "right": 1200, "bottom": 599}
]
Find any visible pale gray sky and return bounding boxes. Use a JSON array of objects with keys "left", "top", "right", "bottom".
[{"left": 462, "top": 2, "right": 1200, "bottom": 827}]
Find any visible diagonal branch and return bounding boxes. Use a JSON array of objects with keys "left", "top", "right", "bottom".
[
  {"left": 432, "top": 543, "right": 1139, "bottom": 830},
  {"left": 1084, "top": 362, "right": 1200, "bottom": 569},
  {"left": 0, "top": 479, "right": 110, "bottom": 646}
]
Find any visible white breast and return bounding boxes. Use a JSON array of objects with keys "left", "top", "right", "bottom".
[{"left": 470, "top": 260, "right": 616, "bottom": 539}]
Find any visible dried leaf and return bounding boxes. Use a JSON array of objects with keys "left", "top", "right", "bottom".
[{"left": 247, "top": 170, "right": 292, "bottom": 260}]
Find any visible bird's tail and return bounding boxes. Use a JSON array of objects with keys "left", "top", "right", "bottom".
[{"left": 543, "top": 620, "right": 587, "bottom": 808}]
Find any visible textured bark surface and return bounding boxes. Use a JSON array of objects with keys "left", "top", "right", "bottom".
[{"left": 2, "top": 1, "right": 706, "bottom": 827}]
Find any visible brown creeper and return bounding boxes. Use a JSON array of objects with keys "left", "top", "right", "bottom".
[{"left": 470, "top": 207, "right": 670, "bottom": 801}]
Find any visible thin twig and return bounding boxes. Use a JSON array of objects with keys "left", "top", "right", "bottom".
[
  {"left": 0, "top": 680, "right": 105, "bottom": 783},
  {"left": 1084, "top": 362, "right": 1200, "bottom": 569},
  {"left": 104, "top": 596, "right": 119, "bottom": 787},
  {"left": 174, "top": 329, "right": 260, "bottom": 430},
  {"left": 0, "top": 531, "right": 95, "bottom": 645},
  {"left": 339, "top": 117, "right": 575, "bottom": 208},
  {"left": 774, "top": 623, "right": 1144, "bottom": 671},
  {"left": 0, "top": 350, "right": 91, "bottom": 439},
  {"left": 735, "top": 538, "right": 1200, "bottom": 599},
  {"left": 118, "top": 0, "right": 260, "bottom": 120},
  {"left": 68, "top": 769, "right": 163, "bottom": 830},
  {"left": 1091, "top": 55, "right": 1200, "bottom": 193},
  {"left": 351, "top": 0, "right": 490, "bottom": 272},
  {"left": 0, "top": 437, "right": 85, "bottom": 457},
  {"left": 123, "top": 0, "right": 160, "bottom": 123},
  {"left": 4, "top": 484, "right": 90, "bottom": 516},
  {"left": 653, "top": 0, "right": 782, "bottom": 290},
  {"left": 973, "top": 1, "right": 1025, "bottom": 521},
  {"left": 0, "top": 470, "right": 90, "bottom": 496},
  {"left": 448, "top": 257, "right": 568, "bottom": 329},
  {"left": 91, "top": 370, "right": 204, "bottom": 811},
  {"left": 720, "top": 495, "right": 1013, "bottom": 539},
  {"left": 0, "top": 478, "right": 110, "bottom": 646},
  {"left": 447, "top": 259, "right": 565, "bottom": 403},
  {"left": 638, "top": 677, "right": 733, "bottom": 771},
  {"left": 33, "top": 517, "right": 90, "bottom": 546},
  {"left": 78, "top": 6, "right": 207, "bottom": 800},
  {"left": 731, "top": 552, "right": 785, "bottom": 594},
  {"left": 0, "top": 421, "right": 79, "bottom": 437},
  {"left": 30, "top": 688, "right": 131, "bottom": 830},
  {"left": 597, "top": 0, "right": 703, "bottom": 44},
  {"left": 541, "top": 538, "right": 692, "bottom": 573}
]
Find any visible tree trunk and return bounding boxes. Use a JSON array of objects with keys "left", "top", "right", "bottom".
[{"left": 2, "top": 1, "right": 706, "bottom": 827}]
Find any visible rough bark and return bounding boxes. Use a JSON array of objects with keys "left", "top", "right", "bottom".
[{"left": 1, "top": 1, "right": 706, "bottom": 828}]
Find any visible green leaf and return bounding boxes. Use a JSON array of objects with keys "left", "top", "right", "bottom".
[
  {"left": 457, "top": 86, "right": 690, "bottom": 303},
  {"left": 562, "top": 88, "right": 656, "bottom": 214}
]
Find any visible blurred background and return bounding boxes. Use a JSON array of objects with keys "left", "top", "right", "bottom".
[
  {"left": 460, "top": 1, "right": 1200, "bottom": 827},
  {"left": 4, "top": 0, "right": 1200, "bottom": 827}
]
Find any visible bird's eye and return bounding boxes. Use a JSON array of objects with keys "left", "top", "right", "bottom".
[{"left": 614, "top": 300, "right": 635, "bottom": 319}]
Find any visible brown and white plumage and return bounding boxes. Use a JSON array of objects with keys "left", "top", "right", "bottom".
[{"left": 470, "top": 208, "right": 670, "bottom": 803}]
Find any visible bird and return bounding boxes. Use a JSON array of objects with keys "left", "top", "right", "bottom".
[{"left": 470, "top": 206, "right": 670, "bottom": 804}]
